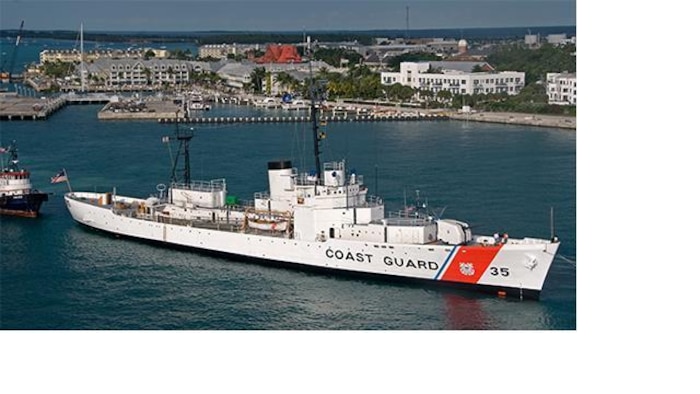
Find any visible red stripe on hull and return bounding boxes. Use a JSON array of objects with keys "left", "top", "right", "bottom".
[{"left": 440, "top": 245, "right": 503, "bottom": 284}]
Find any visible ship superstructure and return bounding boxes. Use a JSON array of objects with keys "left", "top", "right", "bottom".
[{"left": 0, "top": 141, "right": 49, "bottom": 218}]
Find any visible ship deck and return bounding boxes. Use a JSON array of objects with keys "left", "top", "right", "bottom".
[
  {"left": 68, "top": 194, "right": 553, "bottom": 247},
  {"left": 72, "top": 195, "right": 292, "bottom": 238}
]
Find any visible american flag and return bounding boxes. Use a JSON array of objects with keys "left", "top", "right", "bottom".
[{"left": 51, "top": 169, "right": 68, "bottom": 184}]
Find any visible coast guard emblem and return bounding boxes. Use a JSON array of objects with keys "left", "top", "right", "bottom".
[{"left": 459, "top": 262, "right": 475, "bottom": 276}]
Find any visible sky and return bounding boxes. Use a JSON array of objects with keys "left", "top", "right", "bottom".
[{"left": 0, "top": 0, "right": 576, "bottom": 32}]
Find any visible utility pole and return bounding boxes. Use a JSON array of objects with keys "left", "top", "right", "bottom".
[{"left": 405, "top": 6, "right": 410, "bottom": 40}]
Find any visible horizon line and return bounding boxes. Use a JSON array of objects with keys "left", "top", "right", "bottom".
[{"left": 0, "top": 24, "right": 576, "bottom": 34}]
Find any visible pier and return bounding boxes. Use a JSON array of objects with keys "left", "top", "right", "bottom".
[
  {"left": 0, "top": 92, "right": 111, "bottom": 121},
  {"left": 158, "top": 113, "right": 449, "bottom": 125},
  {"left": 97, "top": 99, "right": 182, "bottom": 120},
  {"left": 449, "top": 111, "right": 576, "bottom": 129},
  {"left": 0, "top": 93, "right": 66, "bottom": 120}
]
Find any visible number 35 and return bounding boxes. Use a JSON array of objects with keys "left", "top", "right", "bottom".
[{"left": 490, "top": 267, "right": 510, "bottom": 276}]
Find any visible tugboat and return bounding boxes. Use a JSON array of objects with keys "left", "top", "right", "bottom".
[
  {"left": 0, "top": 141, "right": 49, "bottom": 218},
  {"left": 63, "top": 58, "right": 560, "bottom": 299}
]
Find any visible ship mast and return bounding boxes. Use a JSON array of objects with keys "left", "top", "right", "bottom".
[
  {"left": 2, "top": 141, "right": 20, "bottom": 172},
  {"left": 80, "top": 23, "right": 86, "bottom": 92},
  {"left": 307, "top": 37, "right": 322, "bottom": 183},
  {"left": 170, "top": 117, "right": 193, "bottom": 185}
]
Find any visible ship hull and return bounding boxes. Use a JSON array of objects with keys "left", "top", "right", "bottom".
[
  {"left": 0, "top": 192, "right": 49, "bottom": 218},
  {"left": 65, "top": 193, "right": 559, "bottom": 299}
]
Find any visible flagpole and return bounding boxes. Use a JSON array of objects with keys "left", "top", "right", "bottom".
[{"left": 63, "top": 168, "right": 73, "bottom": 193}]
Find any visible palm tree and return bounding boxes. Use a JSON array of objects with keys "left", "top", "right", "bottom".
[
  {"left": 275, "top": 72, "right": 297, "bottom": 94},
  {"left": 144, "top": 67, "right": 152, "bottom": 86},
  {"left": 249, "top": 67, "right": 266, "bottom": 93},
  {"left": 436, "top": 90, "right": 453, "bottom": 103}
]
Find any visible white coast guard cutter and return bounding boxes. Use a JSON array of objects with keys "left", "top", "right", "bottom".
[{"left": 64, "top": 63, "right": 560, "bottom": 300}]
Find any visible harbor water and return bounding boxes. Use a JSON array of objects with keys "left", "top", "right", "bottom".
[{"left": 0, "top": 103, "right": 576, "bottom": 329}]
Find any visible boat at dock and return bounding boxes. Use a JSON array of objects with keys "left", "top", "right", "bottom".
[
  {"left": 282, "top": 99, "right": 310, "bottom": 111},
  {"left": 188, "top": 95, "right": 211, "bottom": 111},
  {"left": 1, "top": 141, "right": 49, "bottom": 218},
  {"left": 253, "top": 97, "right": 281, "bottom": 109},
  {"left": 63, "top": 62, "right": 560, "bottom": 300}
]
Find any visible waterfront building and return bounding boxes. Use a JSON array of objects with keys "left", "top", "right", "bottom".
[
  {"left": 380, "top": 61, "right": 524, "bottom": 96},
  {"left": 40, "top": 49, "right": 83, "bottom": 64},
  {"left": 198, "top": 44, "right": 238, "bottom": 60},
  {"left": 216, "top": 60, "right": 333, "bottom": 93},
  {"left": 85, "top": 59, "right": 194, "bottom": 87},
  {"left": 39, "top": 48, "right": 146, "bottom": 64},
  {"left": 255, "top": 45, "right": 302, "bottom": 64},
  {"left": 147, "top": 48, "right": 170, "bottom": 59},
  {"left": 215, "top": 62, "right": 256, "bottom": 90},
  {"left": 546, "top": 72, "right": 577, "bottom": 105}
]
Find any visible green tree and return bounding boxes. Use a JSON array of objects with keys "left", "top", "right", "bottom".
[
  {"left": 169, "top": 49, "right": 192, "bottom": 60},
  {"left": 144, "top": 67, "right": 152, "bottom": 85},
  {"left": 386, "top": 83, "right": 415, "bottom": 101},
  {"left": 487, "top": 43, "right": 576, "bottom": 85},
  {"left": 275, "top": 72, "right": 297, "bottom": 93},
  {"left": 436, "top": 90, "right": 453, "bottom": 103},
  {"left": 249, "top": 67, "right": 266, "bottom": 93},
  {"left": 41, "top": 61, "right": 74, "bottom": 78},
  {"left": 313, "top": 47, "right": 363, "bottom": 67},
  {"left": 417, "top": 88, "right": 434, "bottom": 102}
]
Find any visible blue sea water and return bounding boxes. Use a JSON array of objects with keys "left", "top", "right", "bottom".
[{"left": 0, "top": 103, "right": 576, "bottom": 330}]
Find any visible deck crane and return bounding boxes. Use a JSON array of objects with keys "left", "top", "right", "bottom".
[{"left": 0, "top": 20, "right": 25, "bottom": 83}]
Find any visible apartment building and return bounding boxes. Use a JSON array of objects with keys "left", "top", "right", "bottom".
[
  {"left": 381, "top": 62, "right": 525, "bottom": 96},
  {"left": 39, "top": 48, "right": 146, "bottom": 64},
  {"left": 198, "top": 44, "right": 238, "bottom": 60},
  {"left": 86, "top": 59, "right": 192, "bottom": 86},
  {"left": 546, "top": 72, "right": 577, "bottom": 105}
]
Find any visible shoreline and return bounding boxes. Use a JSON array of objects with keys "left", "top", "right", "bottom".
[
  {"left": 449, "top": 111, "right": 576, "bottom": 129},
  {"left": 2, "top": 91, "right": 576, "bottom": 129}
]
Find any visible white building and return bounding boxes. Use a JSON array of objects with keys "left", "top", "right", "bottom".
[
  {"left": 524, "top": 34, "right": 540, "bottom": 47},
  {"left": 198, "top": 44, "right": 237, "bottom": 60},
  {"left": 39, "top": 48, "right": 168, "bottom": 65},
  {"left": 86, "top": 59, "right": 193, "bottom": 87},
  {"left": 380, "top": 62, "right": 525, "bottom": 96},
  {"left": 216, "top": 60, "right": 334, "bottom": 93},
  {"left": 546, "top": 72, "right": 576, "bottom": 105},
  {"left": 546, "top": 34, "right": 576, "bottom": 46}
]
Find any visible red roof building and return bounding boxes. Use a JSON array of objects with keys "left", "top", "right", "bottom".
[{"left": 256, "top": 45, "right": 302, "bottom": 64}]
